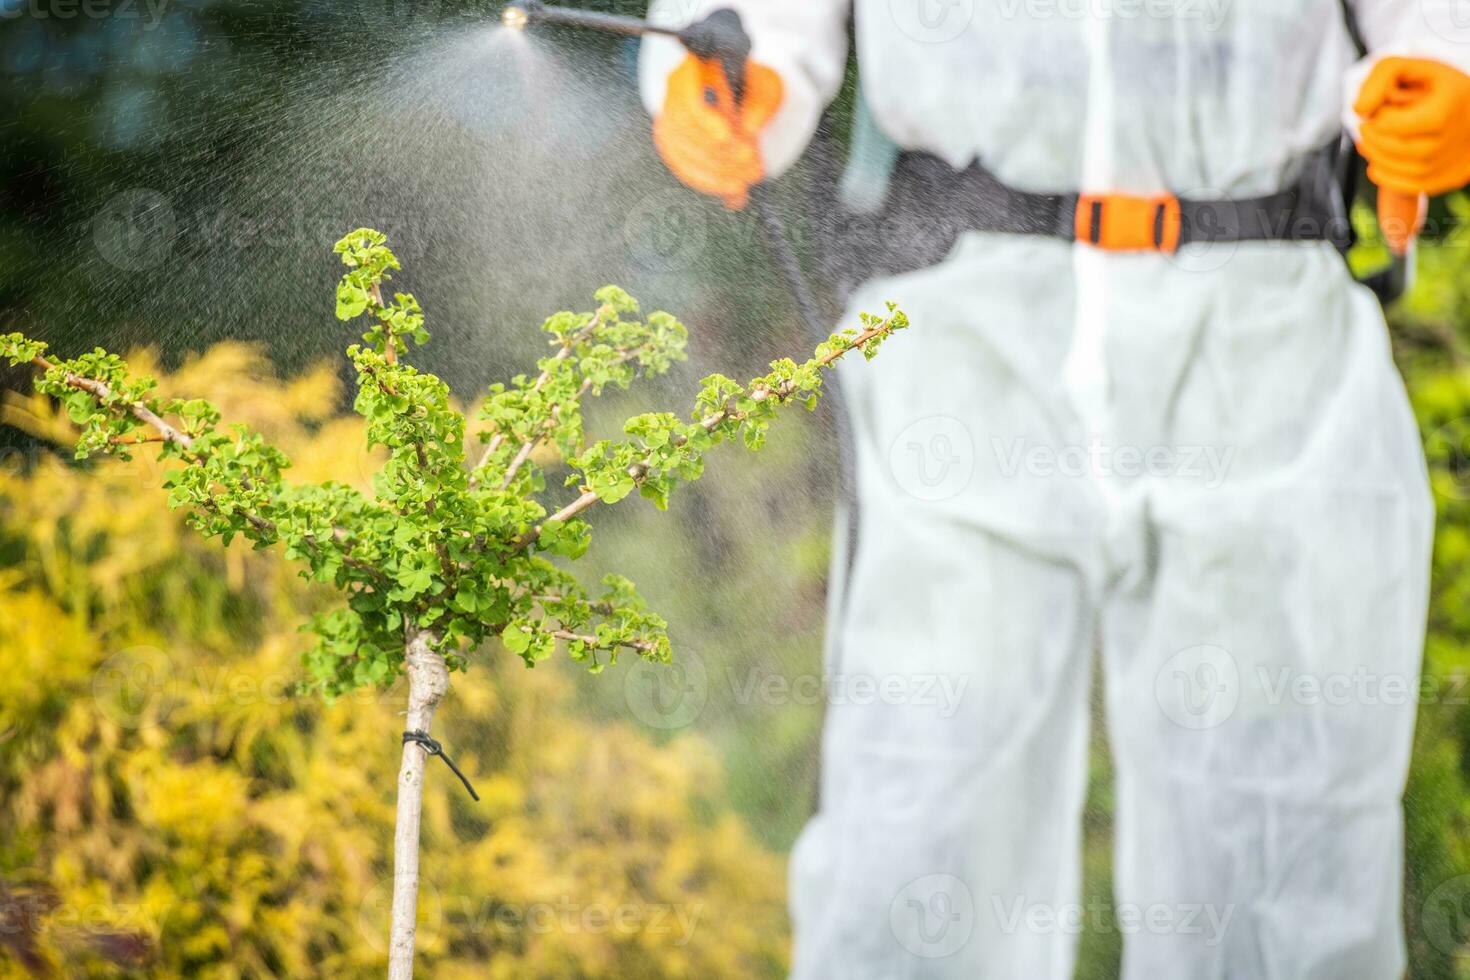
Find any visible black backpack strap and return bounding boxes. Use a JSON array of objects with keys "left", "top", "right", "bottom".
[
  {"left": 1339, "top": 0, "right": 1368, "bottom": 58},
  {"left": 1336, "top": 0, "right": 1414, "bottom": 305}
]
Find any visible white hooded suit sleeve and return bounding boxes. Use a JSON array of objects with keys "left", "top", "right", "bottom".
[
  {"left": 638, "top": 0, "right": 851, "bottom": 178},
  {"left": 1344, "top": 0, "right": 1470, "bottom": 129},
  {"left": 1354, "top": 0, "right": 1470, "bottom": 70}
]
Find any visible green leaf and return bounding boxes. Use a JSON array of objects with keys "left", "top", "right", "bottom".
[
  {"left": 502, "top": 627, "right": 530, "bottom": 656},
  {"left": 336, "top": 282, "right": 369, "bottom": 321}
]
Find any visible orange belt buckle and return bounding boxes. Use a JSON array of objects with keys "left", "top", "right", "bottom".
[{"left": 1075, "top": 193, "right": 1183, "bottom": 253}]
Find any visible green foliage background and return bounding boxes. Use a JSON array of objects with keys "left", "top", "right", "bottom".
[{"left": 1372, "top": 198, "right": 1470, "bottom": 980}]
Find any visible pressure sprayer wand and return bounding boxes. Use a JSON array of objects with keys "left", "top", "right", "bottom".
[
  {"left": 502, "top": 1, "right": 681, "bottom": 41},
  {"left": 504, "top": 2, "right": 754, "bottom": 105}
]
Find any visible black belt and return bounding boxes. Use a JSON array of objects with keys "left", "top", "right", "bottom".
[
  {"left": 815, "top": 142, "right": 1359, "bottom": 300},
  {"left": 876, "top": 148, "right": 1352, "bottom": 250}
]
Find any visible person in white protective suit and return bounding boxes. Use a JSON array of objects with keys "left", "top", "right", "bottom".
[{"left": 640, "top": 2, "right": 1470, "bottom": 977}]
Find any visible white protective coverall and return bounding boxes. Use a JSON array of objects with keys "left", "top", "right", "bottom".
[{"left": 642, "top": 3, "right": 1469, "bottom": 977}]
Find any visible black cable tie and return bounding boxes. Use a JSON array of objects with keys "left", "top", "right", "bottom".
[{"left": 402, "top": 730, "right": 480, "bottom": 802}]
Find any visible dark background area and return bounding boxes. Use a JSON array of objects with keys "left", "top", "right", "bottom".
[{"left": 0, "top": 0, "right": 826, "bottom": 409}]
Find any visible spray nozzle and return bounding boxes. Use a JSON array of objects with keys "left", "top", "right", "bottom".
[
  {"left": 497, "top": 3, "right": 753, "bottom": 103},
  {"left": 676, "top": 9, "right": 751, "bottom": 103},
  {"left": 500, "top": 0, "right": 539, "bottom": 30}
]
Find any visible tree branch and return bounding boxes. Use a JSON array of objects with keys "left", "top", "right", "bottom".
[
  {"left": 496, "top": 366, "right": 624, "bottom": 490},
  {"left": 513, "top": 316, "right": 897, "bottom": 552},
  {"left": 470, "top": 318, "right": 601, "bottom": 481},
  {"left": 30, "top": 355, "right": 398, "bottom": 586},
  {"left": 33, "top": 355, "right": 193, "bottom": 450},
  {"left": 370, "top": 284, "right": 396, "bottom": 366},
  {"left": 547, "top": 628, "right": 659, "bottom": 655}
]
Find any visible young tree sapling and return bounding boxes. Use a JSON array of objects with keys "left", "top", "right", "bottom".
[{"left": 0, "top": 229, "right": 905, "bottom": 977}]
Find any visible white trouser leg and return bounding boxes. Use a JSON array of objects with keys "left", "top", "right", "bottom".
[
  {"left": 790, "top": 521, "right": 1097, "bottom": 980},
  {"left": 1100, "top": 251, "right": 1434, "bottom": 979},
  {"left": 790, "top": 237, "right": 1103, "bottom": 979}
]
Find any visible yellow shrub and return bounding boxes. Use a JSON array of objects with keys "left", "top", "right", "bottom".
[{"left": 0, "top": 345, "right": 788, "bottom": 978}]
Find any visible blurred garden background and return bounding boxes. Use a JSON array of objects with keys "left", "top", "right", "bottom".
[{"left": 3, "top": 1, "right": 1470, "bottom": 976}]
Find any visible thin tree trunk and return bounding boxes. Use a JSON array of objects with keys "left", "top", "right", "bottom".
[{"left": 387, "top": 626, "right": 449, "bottom": 980}]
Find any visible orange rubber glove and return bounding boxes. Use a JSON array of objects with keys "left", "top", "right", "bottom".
[
  {"left": 652, "top": 54, "right": 783, "bottom": 211},
  {"left": 1355, "top": 57, "right": 1470, "bottom": 254}
]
